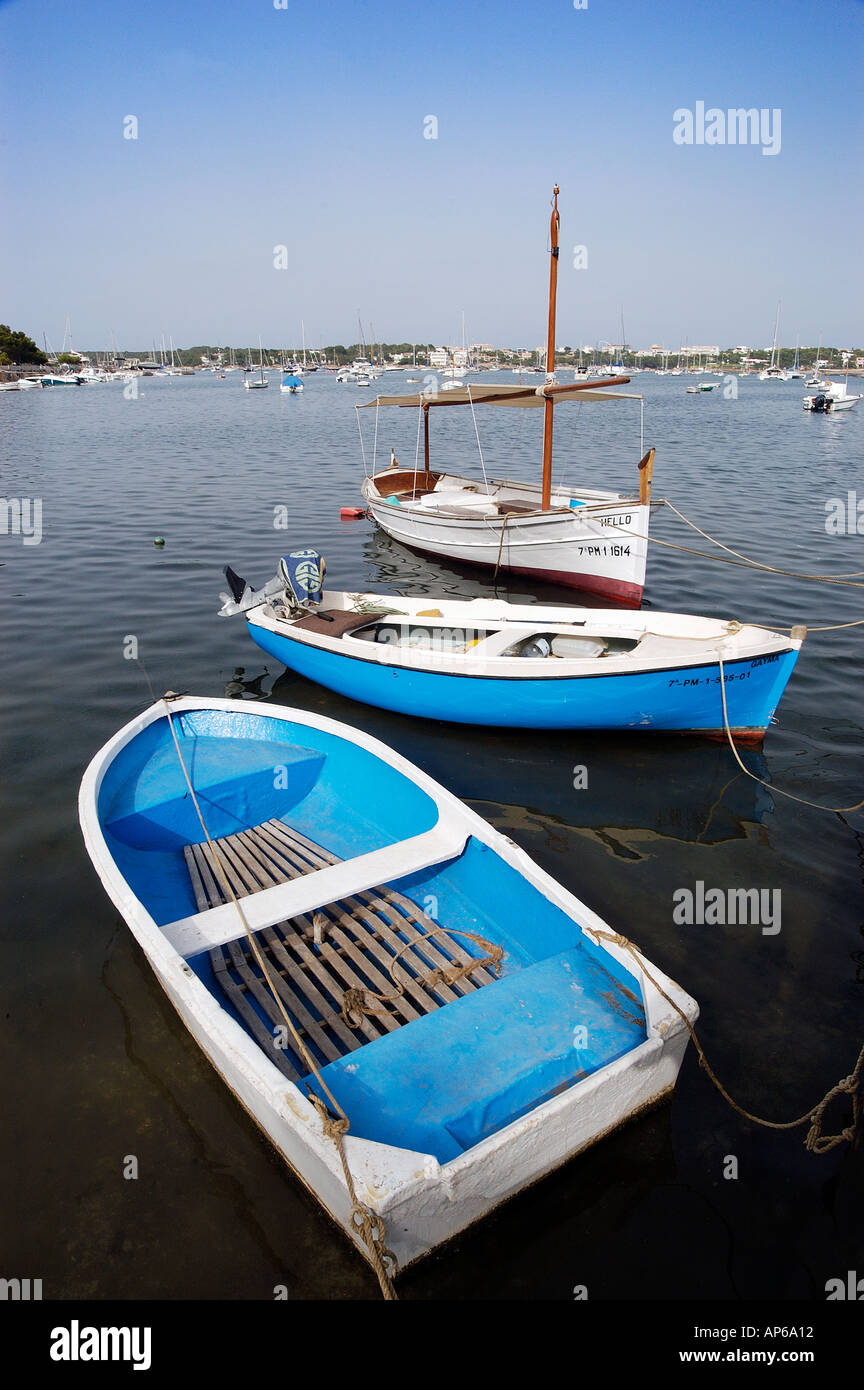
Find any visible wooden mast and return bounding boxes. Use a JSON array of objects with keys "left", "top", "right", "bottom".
[{"left": 541, "top": 185, "right": 560, "bottom": 510}]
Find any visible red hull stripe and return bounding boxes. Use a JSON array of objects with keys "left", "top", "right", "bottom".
[{"left": 505, "top": 563, "right": 644, "bottom": 608}]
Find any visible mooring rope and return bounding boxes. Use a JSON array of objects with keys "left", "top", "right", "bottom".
[
  {"left": 491, "top": 511, "right": 521, "bottom": 597},
  {"left": 161, "top": 695, "right": 398, "bottom": 1299},
  {"left": 662, "top": 498, "right": 864, "bottom": 582},
  {"left": 607, "top": 499, "right": 864, "bottom": 590},
  {"left": 586, "top": 925, "right": 863, "bottom": 1154},
  {"left": 716, "top": 653, "right": 864, "bottom": 814}
]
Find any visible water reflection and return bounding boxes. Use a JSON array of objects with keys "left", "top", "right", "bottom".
[
  {"left": 265, "top": 669, "right": 774, "bottom": 848},
  {"left": 224, "top": 666, "right": 271, "bottom": 699},
  {"left": 361, "top": 525, "right": 612, "bottom": 608}
]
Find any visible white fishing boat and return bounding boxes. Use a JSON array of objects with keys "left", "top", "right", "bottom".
[
  {"left": 79, "top": 695, "right": 697, "bottom": 1276},
  {"left": 359, "top": 189, "right": 654, "bottom": 607}
]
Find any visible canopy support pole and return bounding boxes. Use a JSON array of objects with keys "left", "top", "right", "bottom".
[
  {"left": 541, "top": 185, "right": 560, "bottom": 511},
  {"left": 423, "top": 402, "right": 430, "bottom": 473}
]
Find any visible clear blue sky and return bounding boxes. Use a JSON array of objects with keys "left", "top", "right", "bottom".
[{"left": 2, "top": 0, "right": 862, "bottom": 352}]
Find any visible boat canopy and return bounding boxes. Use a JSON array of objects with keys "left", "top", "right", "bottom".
[{"left": 359, "top": 380, "right": 641, "bottom": 410}]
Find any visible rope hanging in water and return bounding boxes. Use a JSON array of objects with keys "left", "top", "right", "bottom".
[
  {"left": 587, "top": 926, "right": 863, "bottom": 1154},
  {"left": 717, "top": 653, "right": 864, "bottom": 814}
]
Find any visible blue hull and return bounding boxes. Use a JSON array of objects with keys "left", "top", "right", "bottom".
[{"left": 247, "top": 621, "right": 800, "bottom": 735}]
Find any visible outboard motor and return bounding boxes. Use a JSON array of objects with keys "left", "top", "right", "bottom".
[
  {"left": 812, "top": 393, "right": 830, "bottom": 413},
  {"left": 278, "top": 549, "right": 326, "bottom": 609},
  {"left": 218, "top": 548, "right": 327, "bottom": 618}
]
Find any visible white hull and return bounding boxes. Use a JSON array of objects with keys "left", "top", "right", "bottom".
[
  {"left": 362, "top": 470, "right": 649, "bottom": 604},
  {"left": 80, "top": 698, "right": 696, "bottom": 1272}
]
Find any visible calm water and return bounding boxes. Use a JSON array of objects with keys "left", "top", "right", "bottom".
[{"left": 2, "top": 371, "right": 862, "bottom": 1300}]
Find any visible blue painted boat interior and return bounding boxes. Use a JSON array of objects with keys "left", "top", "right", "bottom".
[
  {"left": 99, "top": 707, "right": 648, "bottom": 1162},
  {"left": 98, "top": 708, "right": 439, "bottom": 926}
]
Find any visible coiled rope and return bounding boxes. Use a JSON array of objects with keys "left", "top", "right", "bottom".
[{"left": 339, "top": 926, "right": 504, "bottom": 1029}]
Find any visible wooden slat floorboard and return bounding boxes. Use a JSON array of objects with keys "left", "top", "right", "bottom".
[{"left": 186, "top": 817, "right": 501, "bottom": 1078}]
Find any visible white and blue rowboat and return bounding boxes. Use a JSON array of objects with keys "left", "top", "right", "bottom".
[
  {"left": 280, "top": 374, "right": 304, "bottom": 393},
  {"left": 219, "top": 556, "right": 804, "bottom": 743},
  {"left": 79, "top": 696, "right": 697, "bottom": 1272}
]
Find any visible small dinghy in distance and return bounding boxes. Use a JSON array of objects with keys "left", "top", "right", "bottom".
[
  {"left": 219, "top": 552, "right": 805, "bottom": 743},
  {"left": 79, "top": 696, "right": 697, "bottom": 1273}
]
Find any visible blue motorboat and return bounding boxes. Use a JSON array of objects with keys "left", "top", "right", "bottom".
[{"left": 218, "top": 554, "right": 804, "bottom": 742}]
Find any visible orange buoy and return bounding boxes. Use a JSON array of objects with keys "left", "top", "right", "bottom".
[{"left": 340, "top": 506, "right": 366, "bottom": 519}]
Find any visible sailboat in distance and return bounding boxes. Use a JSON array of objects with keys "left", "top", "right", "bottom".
[
  {"left": 359, "top": 188, "right": 655, "bottom": 607},
  {"left": 244, "top": 336, "right": 269, "bottom": 389}
]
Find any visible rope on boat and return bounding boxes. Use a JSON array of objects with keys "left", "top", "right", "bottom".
[
  {"left": 586, "top": 925, "right": 863, "bottom": 1154},
  {"left": 609, "top": 499, "right": 864, "bottom": 589},
  {"left": 749, "top": 616, "right": 864, "bottom": 634},
  {"left": 160, "top": 694, "right": 398, "bottom": 1300},
  {"left": 492, "top": 512, "right": 521, "bottom": 597},
  {"left": 339, "top": 927, "right": 504, "bottom": 1029},
  {"left": 413, "top": 404, "right": 422, "bottom": 494},
  {"left": 716, "top": 653, "right": 864, "bottom": 814},
  {"left": 466, "top": 385, "right": 492, "bottom": 495},
  {"left": 662, "top": 499, "right": 864, "bottom": 582},
  {"left": 354, "top": 406, "right": 370, "bottom": 480}
]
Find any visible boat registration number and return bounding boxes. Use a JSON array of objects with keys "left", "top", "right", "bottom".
[
  {"left": 575, "top": 543, "right": 631, "bottom": 557},
  {"left": 668, "top": 670, "right": 752, "bottom": 688}
]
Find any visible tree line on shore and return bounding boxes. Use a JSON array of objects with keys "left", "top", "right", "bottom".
[{"left": 2, "top": 325, "right": 861, "bottom": 371}]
